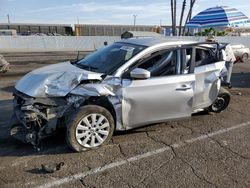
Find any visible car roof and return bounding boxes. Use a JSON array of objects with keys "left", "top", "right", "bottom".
[{"left": 117, "top": 37, "right": 197, "bottom": 47}]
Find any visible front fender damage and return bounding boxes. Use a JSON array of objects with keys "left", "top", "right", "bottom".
[
  {"left": 70, "top": 78, "right": 123, "bottom": 130},
  {"left": 10, "top": 77, "right": 123, "bottom": 149}
]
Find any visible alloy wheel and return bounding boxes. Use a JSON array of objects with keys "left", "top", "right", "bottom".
[{"left": 75, "top": 113, "right": 110, "bottom": 148}]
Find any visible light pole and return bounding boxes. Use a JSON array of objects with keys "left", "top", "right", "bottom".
[{"left": 133, "top": 15, "right": 137, "bottom": 26}]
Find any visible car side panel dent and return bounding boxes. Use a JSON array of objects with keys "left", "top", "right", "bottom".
[
  {"left": 70, "top": 84, "right": 115, "bottom": 97},
  {"left": 69, "top": 78, "right": 125, "bottom": 130}
]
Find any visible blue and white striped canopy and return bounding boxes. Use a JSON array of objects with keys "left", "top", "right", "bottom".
[{"left": 187, "top": 6, "right": 249, "bottom": 28}]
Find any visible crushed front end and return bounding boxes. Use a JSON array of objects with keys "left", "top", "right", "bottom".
[{"left": 10, "top": 90, "right": 85, "bottom": 149}]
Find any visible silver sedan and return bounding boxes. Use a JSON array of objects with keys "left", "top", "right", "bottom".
[{"left": 10, "top": 38, "right": 231, "bottom": 152}]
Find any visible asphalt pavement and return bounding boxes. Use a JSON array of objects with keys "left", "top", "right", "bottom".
[{"left": 0, "top": 53, "right": 250, "bottom": 188}]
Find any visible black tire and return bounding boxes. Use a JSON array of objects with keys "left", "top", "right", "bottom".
[
  {"left": 242, "top": 53, "right": 249, "bottom": 63},
  {"left": 66, "top": 105, "right": 115, "bottom": 152},
  {"left": 209, "top": 88, "right": 231, "bottom": 113}
]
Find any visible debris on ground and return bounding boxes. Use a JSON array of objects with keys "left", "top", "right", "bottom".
[
  {"left": 237, "top": 92, "right": 242, "bottom": 96},
  {"left": 41, "top": 162, "right": 64, "bottom": 173},
  {"left": 0, "top": 55, "right": 10, "bottom": 73}
]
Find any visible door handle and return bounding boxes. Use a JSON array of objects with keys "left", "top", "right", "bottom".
[{"left": 176, "top": 84, "right": 192, "bottom": 91}]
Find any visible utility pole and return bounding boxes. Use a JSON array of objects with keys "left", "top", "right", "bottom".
[
  {"left": 7, "top": 14, "right": 10, "bottom": 24},
  {"left": 133, "top": 15, "right": 137, "bottom": 26}
]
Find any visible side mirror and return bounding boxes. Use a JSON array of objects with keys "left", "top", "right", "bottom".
[{"left": 130, "top": 68, "right": 151, "bottom": 79}]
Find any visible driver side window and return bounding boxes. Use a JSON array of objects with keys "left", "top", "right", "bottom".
[
  {"left": 138, "top": 50, "right": 176, "bottom": 77},
  {"left": 122, "top": 50, "right": 177, "bottom": 79}
]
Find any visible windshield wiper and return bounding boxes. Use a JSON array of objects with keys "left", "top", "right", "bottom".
[
  {"left": 76, "top": 64, "right": 98, "bottom": 71},
  {"left": 70, "top": 59, "right": 78, "bottom": 64}
]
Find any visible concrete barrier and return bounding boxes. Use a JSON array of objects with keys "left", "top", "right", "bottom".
[
  {"left": 0, "top": 36, "right": 249, "bottom": 53},
  {"left": 0, "top": 36, "right": 121, "bottom": 52}
]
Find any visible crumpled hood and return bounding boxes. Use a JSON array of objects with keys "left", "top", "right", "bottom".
[{"left": 15, "top": 61, "right": 103, "bottom": 98}]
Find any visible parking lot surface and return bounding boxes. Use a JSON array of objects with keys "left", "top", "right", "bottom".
[{"left": 0, "top": 52, "right": 250, "bottom": 188}]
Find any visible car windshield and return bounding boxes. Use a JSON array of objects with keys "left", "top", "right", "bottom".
[{"left": 75, "top": 42, "right": 146, "bottom": 75}]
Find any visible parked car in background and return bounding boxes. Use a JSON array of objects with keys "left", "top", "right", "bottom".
[
  {"left": 0, "top": 29, "right": 17, "bottom": 36},
  {"left": 230, "top": 44, "right": 249, "bottom": 63},
  {"left": 10, "top": 38, "right": 231, "bottom": 152}
]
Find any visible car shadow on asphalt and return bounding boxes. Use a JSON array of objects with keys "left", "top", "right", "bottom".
[
  {"left": 0, "top": 129, "right": 73, "bottom": 157},
  {"left": 231, "top": 72, "right": 250, "bottom": 88}
]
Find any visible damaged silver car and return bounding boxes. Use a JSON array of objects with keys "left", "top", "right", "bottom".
[{"left": 10, "top": 38, "right": 231, "bottom": 152}]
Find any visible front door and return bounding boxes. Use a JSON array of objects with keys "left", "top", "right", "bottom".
[{"left": 121, "top": 49, "right": 195, "bottom": 129}]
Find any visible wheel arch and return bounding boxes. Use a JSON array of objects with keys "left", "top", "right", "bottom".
[{"left": 83, "top": 96, "right": 117, "bottom": 127}]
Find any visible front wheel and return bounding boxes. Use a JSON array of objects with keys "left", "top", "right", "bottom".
[
  {"left": 209, "top": 88, "right": 231, "bottom": 113},
  {"left": 66, "top": 105, "right": 115, "bottom": 152}
]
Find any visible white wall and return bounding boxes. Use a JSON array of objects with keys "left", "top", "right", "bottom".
[
  {"left": 0, "top": 36, "right": 249, "bottom": 53},
  {"left": 0, "top": 36, "right": 121, "bottom": 52}
]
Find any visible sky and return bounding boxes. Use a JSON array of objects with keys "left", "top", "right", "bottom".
[{"left": 0, "top": 0, "right": 250, "bottom": 26}]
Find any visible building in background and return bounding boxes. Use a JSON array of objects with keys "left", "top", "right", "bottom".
[
  {"left": 75, "top": 24, "right": 158, "bottom": 36},
  {"left": 0, "top": 23, "right": 73, "bottom": 35}
]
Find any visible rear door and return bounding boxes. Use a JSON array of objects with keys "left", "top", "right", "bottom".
[{"left": 192, "top": 47, "right": 225, "bottom": 110}]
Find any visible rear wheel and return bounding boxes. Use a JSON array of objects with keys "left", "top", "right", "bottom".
[
  {"left": 242, "top": 53, "right": 249, "bottom": 63},
  {"left": 66, "top": 105, "right": 115, "bottom": 152},
  {"left": 209, "top": 88, "right": 231, "bottom": 113}
]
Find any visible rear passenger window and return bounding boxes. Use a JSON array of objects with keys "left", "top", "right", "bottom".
[{"left": 195, "top": 48, "right": 215, "bottom": 67}]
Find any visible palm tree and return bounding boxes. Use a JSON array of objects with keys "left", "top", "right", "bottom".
[
  {"left": 170, "top": 0, "right": 177, "bottom": 36},
  {"left": 182, "top": 0, "right": 196, "bottom": 35},
  {"left": 179, "top": 0, "right": 187, "bottom": 36},
  {"left": 188, "top": 0, "right": 193, "bottom": 21}
]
